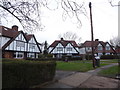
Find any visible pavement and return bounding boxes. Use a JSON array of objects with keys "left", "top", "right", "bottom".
[
  {"left": 38, "top": 63, "right": 119, "bottom": 88},
  {"left": 86, "top": 63, "right": 118, "bottom": 75}
]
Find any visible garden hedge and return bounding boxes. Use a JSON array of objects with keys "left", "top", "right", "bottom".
[
  {"left": 100, "top": 55, "right": 119, "bottom": 59},
  {"left": 2, "top": 59, "right": 56, "bottom": 88}
]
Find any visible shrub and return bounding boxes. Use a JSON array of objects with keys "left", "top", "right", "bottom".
[
  {"left": 61, "top": 55, "right": 82, "bottom": 61},
  {"left": 68, "top": 57, "right": 82, "bottom": 61},
  {"left": 85, "top": 55, "right": 92, "bottom": 60},
  {"left": 2, "top": 58, "right": 56, "bottom": 88},
  {"left": 39, "top": 54, "right": 53, "bottom": 59}
]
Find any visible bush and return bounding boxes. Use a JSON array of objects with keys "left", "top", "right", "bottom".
[
  {"left": 61, "top": 55, "right": 82, "bottom": 61},
  {"left": 39, "top": 54, "right": 53, "bottom": 59},
  {"left": 2, "top": 58, "right": 56, "bottom": 88},
  {"left": 100, "top": 55, "right": 119, "bottom": 59},
  {"left": 85, "top": 55, "right": 92, "bottom": 60}
]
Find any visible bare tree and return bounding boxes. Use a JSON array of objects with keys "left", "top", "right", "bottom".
[
  {"left": 108, "top": 0, "right": 120, "bottom": 7},
  {"left": 109, "top": 36, "right": 120, "bottom": 47},
  {"left": 0, "top": 0, "right": 87, "bottom": 33},
  {"left": 0, "top": 0, "right": 48, "bottom": 32},
  {"left": 58, "top": 31, "right": 81, "bottom": 42},
  {"left": 60, "top": 0, "right": 87, "bottom": 28}
]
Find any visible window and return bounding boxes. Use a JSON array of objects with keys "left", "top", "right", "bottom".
[
  {"left": 98, "top": 53, "right": 103, "bottom": 56},
  {"left": 106, "top": 46, "right": 110, "bottom": 50},
  {"left": 105, "top": 53, "right": 110, "bottom": 55},
  {"left": 98, "top": 46, "right": 102, "bottom": 50},
  {"left": 16, "top": 41, "right": 25, "bottom": 47},
  {"left": 57, "top": 47, "right": 63, "bottom": 51},
  {"left": 87, "top": 47, "right": 91, "bottom": 50},
  {"left": 32, "top": 46, "right": 35, "bottom": 49},
  {"left": 88, "top": 47, "right": 90, "bottom": 50},
  {"left": 29, "top": 44, "right": 35, "bottom": 49},
  {"left": 29, "top": 44, "right": 35, "bottom": 52},
  {"left": 14, "top": 52, "right": 24, "bottom": 58},
  {"left": 67, "top": 47, "right": 72, "bottom": 51},
  {"left": 27, "top": 53, "right": 35, "bottom": 58}
]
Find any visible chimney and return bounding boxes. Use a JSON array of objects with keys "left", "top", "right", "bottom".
[
  {"left": 95, "top": 39, "right": 99, "bottom": 41},
  {"left": 12, "top": 25, "right": 18, "bottom": 31},
  {"left": 61, "top": 38, "right": 64, "bottom": 41}
]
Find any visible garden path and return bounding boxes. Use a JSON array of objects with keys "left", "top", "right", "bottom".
[{"left": 39, "top": 63, "right": 119, "bottom": 88}]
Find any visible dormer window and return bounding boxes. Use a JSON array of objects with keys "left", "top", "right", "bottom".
[
  {"left": 57, "top": 47, "right": 63, "bottom": 51},
  {"left": 67, "top": 47, "right": 72, "bottom": 51},
  {"left": 106, "top": 46, "right": 110, "bottom": 50}
]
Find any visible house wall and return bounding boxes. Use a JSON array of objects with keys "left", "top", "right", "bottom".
[
  {"left": 51, "top": 43, "right": 64, "bottom": 54},
  {"left": 50, "top": 43, "right": 79, "bottom": 54},
  {"left": 27, "top": 37, "right": 40, "bottom": 53},
  {"left": 3, "top": 33, "right": 41, "bottom": 59},
  {"left": 3, "top": 51, "right": 13, "bottom": 58},
  {"left": 64, "top": 43, "right": 78, "bottom": 54},
  {"left": 0, "top": 36, "right": 10, "bottom": 48},
  {"left": 5, "top": 33, "right": 27, "bottom": 52},
  {"left": 85, "top": 47, "right": 92, "bottom": 53},
  {"left": 96, "top": 43, "right": 114, "bottom": 56},
  {"left": 95, "top": 43, "right": 104, "bottom": 55},
  {"left": 79, "top": 48, "right": 86, "bottom": 54}
]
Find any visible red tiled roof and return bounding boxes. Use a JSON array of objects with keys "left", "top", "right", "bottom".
[
  {"left": 82, "top": 41, "right": 106, "bottom": 47},
  {"left": 0, "top": 26, "right": 19, "bottom": 38},
  {"left": 49, "top": 40, "right": 78, "bottom": 47},
  {"left": 0, "top": 25, "right": 34, "bottom": 41},
  {"left": 25, "top": 34, "right": 34, "bottom": 41}
]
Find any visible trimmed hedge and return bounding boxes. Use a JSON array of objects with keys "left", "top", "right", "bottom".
[
  {"left": 61, "top": 55, "right": 82, "bottom": 61},
  {"left": 100, "top": 55, "right": 119, "bottom": 59},
  {"left": 2, "top": 59, "right": 56, "bottom": 88}
]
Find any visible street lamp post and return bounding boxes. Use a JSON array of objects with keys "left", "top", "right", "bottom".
[{"left": 89, "top": 2, "right": 95, "bottom": 68}]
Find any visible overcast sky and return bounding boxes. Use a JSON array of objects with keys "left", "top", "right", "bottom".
[{"left": 2, "top": 0, "right": 118, "bottom": 45}]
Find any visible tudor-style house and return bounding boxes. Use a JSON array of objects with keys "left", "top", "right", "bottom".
[
  {"left": 79, "top": 39, "right": 116, "bottom": 56},
  {"left": 48, "top": 38, "right": 79, "bottom": 58},
  {"left": 0, "top": 25, "right": 41, "bottom": 59}
]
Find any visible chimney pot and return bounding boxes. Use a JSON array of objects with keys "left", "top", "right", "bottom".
[
  {"left": 12, "top": 25, "right": 18, "bottom": 31},
  {"left": 61, "top": 38, "right": 64, "bottom": 41},
  {"left": 95, "top": 39, "right": 99, "bottom": 41}
]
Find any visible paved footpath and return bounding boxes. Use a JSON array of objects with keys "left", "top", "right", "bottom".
[
  {"left": 86, "top": 63, "right": 118, "bottom": 75},
  {"left": 41, "top": 63, "right": 119, "bottom": 88}
]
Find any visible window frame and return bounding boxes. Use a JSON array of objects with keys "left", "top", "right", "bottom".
[
  {"left": 57, "top": 47, "right": 63, "bottom": 51},
  {"left": 67, "top": 47, "right": 72, "bottom": 51}
]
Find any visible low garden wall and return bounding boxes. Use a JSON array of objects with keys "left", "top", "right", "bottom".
[{"left": 2, "top": 59, "right": 56, "bottom": 88}]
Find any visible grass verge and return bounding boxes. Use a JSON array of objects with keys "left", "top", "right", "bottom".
[
  {"left": 100, "top": 59, "right": 119, "bottom": 63},
  {"left": 56, "top": 61, "right": 108, "bottom": 72},
  {"left": 97, "top": 65, "right": 119, "bottom": 78}
]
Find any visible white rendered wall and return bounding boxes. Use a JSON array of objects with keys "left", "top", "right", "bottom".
[{"left": 0, "top": 36, "right": 10, "bottom": 48}]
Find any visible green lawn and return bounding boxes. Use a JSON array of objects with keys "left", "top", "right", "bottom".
[
  {"left": 56, "top": 61, "right": 108, "bottom": 72},
  {"left": 71, "top": 59, "right": 119, "bottom": 64},
  {"left": 98, "top": 65, "right": 119, "bottom": 78},
  {"left": 100, "top": 59, "right": 119, "bottom": 63}
]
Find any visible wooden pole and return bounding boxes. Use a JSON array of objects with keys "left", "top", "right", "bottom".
[{"left": 89, "top": 2, "right": 95, "bottom": 68}]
